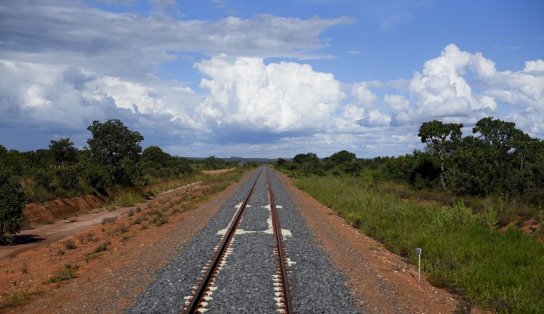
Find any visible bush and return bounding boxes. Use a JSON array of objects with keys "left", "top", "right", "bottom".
[
  {"left": 63, "top": 239, "right": 78, "bottom": 250},
  {"left": 0, "top": 172, "right": 27, "bottom": 244},
  {"left": 94, "top": 241, "right": 110, "bottom": 253},
  {"left": 152, "top": 212, "right": 168, "bottom": 226}
]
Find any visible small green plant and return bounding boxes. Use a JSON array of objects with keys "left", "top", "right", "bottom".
[
  {"left": 84, "top": 253, "right": 97, "bottom": 263},
  {"left": 79, "top": 232, "right": 98, "bottom": 244},
  {"left": 48, "top": 264, "right": 79, "bottom": 283},
  {"left": 152, "top": 212, "right": 168, "bottom": 226},
  {"left": 480, "top": 202, "right": 498, "bottom": 229},
  {"left": 94, "top": 241, "right": 110, "bottom": 253},
  {"left": 451, "top": 201, "right": 474, "bottom": 225},
  {"left": 102, "top": 216, "right": 117, "bottom": 225},
  {"left": 63, "top": 239, "right": 78, "bottom": 250},
  {"left": 127, "top": 208, "right": 135, "bottom": 217},
  {"left": 21, "top": 263, "right": 28, "bottom": 274},
  {"left": 57, "top": 249, "right": 65, "bottom": 256},
  {"left": 109, "top": 224, "right": 129, "bottom": 236},
  {"left": 0, "top": 291, "right": 44, "bottom": 311}
]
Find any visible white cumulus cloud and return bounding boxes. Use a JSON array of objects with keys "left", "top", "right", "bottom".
[
  {"left": 409, "top": 44, "right": 497, "bottom": 119},
  {"left": 195, "top": 55, "right": 344, "bottom": 135},
  {"left": 524, "top": 60, "right": 544, "bottom": 73},
  {"left": 0, "top": 60, "right": 199, "bottom": 144}
]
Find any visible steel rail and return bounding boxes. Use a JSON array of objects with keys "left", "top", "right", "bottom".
[
  {"left": 183, "top": 168, "right": 262, "bottom": 314},
  {"left": 267, "top": 169, "right": 294, "bottom": 314}
]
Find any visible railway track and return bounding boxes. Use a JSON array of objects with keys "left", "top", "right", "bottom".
[
  {"left": 182, "top": 168, "right": 293, "bottom": 314},
  {"left": 130, "top": 166, "right": 357, "bottom": 313}
]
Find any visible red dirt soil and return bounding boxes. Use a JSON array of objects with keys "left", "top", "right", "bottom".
[{"left": 23, "top": 195, "right": 106, "bottom": 226}]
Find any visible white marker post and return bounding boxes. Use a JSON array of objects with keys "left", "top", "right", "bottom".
[{"left": 415, "top": 247, "right": 422, "bottom": 283}]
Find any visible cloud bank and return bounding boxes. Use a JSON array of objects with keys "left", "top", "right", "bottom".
[{"left": 0, "top": 1, "right": 542, "bottom": 157}]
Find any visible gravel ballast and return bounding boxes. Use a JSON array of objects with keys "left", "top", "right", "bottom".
[{"left": 129, "top": 167, "right": 359, "bottom": 313}]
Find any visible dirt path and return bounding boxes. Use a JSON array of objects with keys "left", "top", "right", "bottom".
[
  {"left": 276, "top": 171, "right": 462, "bottom": 313},
  {"left": 0, "top": 182, "right": 200, "bottom": 262},
  {"left": 202, "top": 168, "right": 236, "bottom": 175}
]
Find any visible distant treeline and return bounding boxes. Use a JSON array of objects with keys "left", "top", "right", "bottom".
[
  {"left": 0, "top": 119, "right": 238, "bottom": 203},
  {"left": 277, "top": 117, "right": 544, "bottom": 207}
]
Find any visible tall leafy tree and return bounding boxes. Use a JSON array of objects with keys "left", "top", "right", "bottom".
[
  {"left": 0, "top": 172, "right": 27, "bottom": 244},
  {"left": 87, "top": 119, "right": 144, "bottom": 187},
  {"left": 473, "top": 117, "right": 520, "bottom": 154},
  {"left": 49, "top": 138, "right": 78, "bottom": 165},
  {"left": 87, "top": 119, "right": 143, "bottom": 165},
  {"left": 418, "top": 120, "right": 463, "bottom": 189}
]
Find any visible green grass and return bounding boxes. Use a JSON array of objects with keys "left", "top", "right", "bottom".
[
  {"left": 111, "top": 190, "right": 147, "bottom": 207},
  {"left": 48, "top": 264, "right": 79, "bottom": 283},
  {"left": 0, "top": 290, "right": 44, "bottom": 311},
  {"left": 295, "top": 175, "right": 544, "bottom": 313}
]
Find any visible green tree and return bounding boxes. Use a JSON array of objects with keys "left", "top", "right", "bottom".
[
  {"left": 448, "top": 136, "right": 497, "bottom": 195},
  {"left": 324, "top": 150, "right": 361, "bottom": 174},
  {"left": 86, "top": 119, "right": 144, "bottom": 187},
  {"left": 473, "top": 117, "right": 520, "bottom": 154},
  {"left": 293, "top": 153, "right": 319, "bottom": 164},
  {"left": 418, "top": 120, "right": 463, "bottom": 190},
  {"left": 292, "top": 153, "right": 322, "bottom": 175},
  {"left": 276, "top": 158, "right": 287, "bottom": 167},
  {"left": 0, "top": 172, "right": 27, "bottom": 244},
  {"left": 204, "top": 156, "right": 222, "bottom": 170},
  {"left": 49, "top": 138, "right": 78, "bottom": 165},
  {"left": 328, "top": 150, "right": 356, "bottom": 164},
  {"left": 142, "top": 146, "right": 171, "bottom": 166}
]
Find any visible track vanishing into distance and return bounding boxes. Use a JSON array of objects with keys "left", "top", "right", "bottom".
[{"left": 129, "top": 167, "right": 358, "bottom": 313}]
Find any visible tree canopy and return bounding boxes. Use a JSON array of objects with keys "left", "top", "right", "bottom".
[
  {"left": 87, "top": 119, "right": 144, "bottom": 166},
  {"left": 49, "top": 138, "right": 78, "bottom": 164},
  {"left": 418, "top": 120, "right": 463, "bottom": 189}
]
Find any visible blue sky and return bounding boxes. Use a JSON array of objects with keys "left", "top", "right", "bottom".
[{"left": 0, "top": 0, "right": 543, "bottom": 158}]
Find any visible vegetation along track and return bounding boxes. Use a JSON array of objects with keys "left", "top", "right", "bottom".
[
  {"left": 129, "top": 166, "right": 356, "bottom": 313},
  {"left": 183, "top": 167, "right": 293, "bottom": 313}
]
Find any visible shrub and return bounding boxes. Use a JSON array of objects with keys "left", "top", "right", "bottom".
[
  {"left": 0, "top": 291, "right": 44, "bottom": 310},
  {"left": 102, "top": 216, "right": 117, "bottom": 225},
  {"left": 49, "top": 264, "right": 79, "bottom": 283},
  {"left": 94, "top": 241, "right": 110, "bottom": 253},
  {"left": 152, "top": 212, "right": 168, "bottom": 226},
  {"left": 63, "top": 239, "right": 78, "bottom": 250}
]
